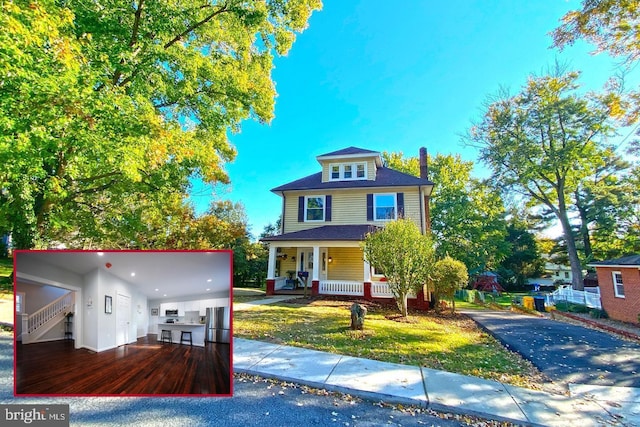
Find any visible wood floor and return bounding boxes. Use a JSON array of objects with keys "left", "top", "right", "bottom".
[{"left": 15, "top": 335, "right": 231, "bottom": 395}]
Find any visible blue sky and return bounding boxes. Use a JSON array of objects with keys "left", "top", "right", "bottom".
[{"left": 190, "top": 1, "right": 639, "bottom": 239}]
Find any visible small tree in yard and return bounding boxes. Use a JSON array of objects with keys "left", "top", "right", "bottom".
[
  {"left": 433, "top": 256, "right": 469, "bottom": 314},
  {"left": 362, "top": 219, "right": 435, "bottom": 317}
]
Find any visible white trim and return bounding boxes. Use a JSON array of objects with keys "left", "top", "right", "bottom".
[
  {"left": 589, "top": 264, "right": 640, "bottom": 269},
  {"left": 373, "top": 193, "right": 397, "bottom": 221},
  {"left": 328, "top": 162, "right": 368, "bottom": 181},
  {"left": 304, "top": 195, "right": 325, "bottom": 222},
  {"left": 612, "top": 271, "right": 625, "bottom": 298}
]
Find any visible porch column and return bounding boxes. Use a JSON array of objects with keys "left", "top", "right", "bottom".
[
  {"left": 312, "top": 246, "right": 320, "bottom": 281},
  {"left": 363, "top": 259, "right": 372, "bottom": 300},
  {"left": 363, "top": 259, "right": 372, "bottom": 283},
  {"left": 267, "top": 245, "right": 277, "bottom": 279}
]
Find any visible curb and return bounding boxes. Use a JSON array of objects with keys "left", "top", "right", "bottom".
[{"left": 234, "top": 367, "right": 541, "bottom": 426}]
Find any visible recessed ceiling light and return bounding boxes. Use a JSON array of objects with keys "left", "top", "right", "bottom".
[
  {"left": 163, "top": 294, "right": 167, "bottom": 297},
  {"left": 206, "top": 288, "right": 210, "bottom": 291},
  {"left": 207, "top": 279, "right": 212, "bottom": 282},
  {"left": 97, "top": 252, "right": 104, "bottom": 256},
  {"left": 154, "top": 288, "right": 159, "bottom": 292},
  {"left": 131, "top": 272, "right": 136, "bottom": 277}
]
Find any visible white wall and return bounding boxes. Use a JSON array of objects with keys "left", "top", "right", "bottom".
[
  {"left": 82, "top": 269, "right": 99, "bottom": 351},
  {"left": 16, "top": 282, "right": 69, "bottom": 315},
  {"left": 92, "top": 269, "right": 143, "bottom": 351}
]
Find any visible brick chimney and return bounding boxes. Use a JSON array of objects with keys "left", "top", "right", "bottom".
[{"left": 419, "top": 147, "right": 428, "bottom": 179}]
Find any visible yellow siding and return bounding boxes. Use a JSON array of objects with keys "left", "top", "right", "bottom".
[
  {"left": 327, "top": 247, "right": 363, "bottom": 281},
  {"left": 276, "top": 248, "right": 297, "bottom": 277},
  {"left": 282, "top": 188, "right": 423, "bottom": 233}
]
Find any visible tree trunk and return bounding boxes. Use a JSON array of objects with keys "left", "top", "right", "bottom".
[
  {"left": 400, "top": 293, "right": 408, "bottom": 317},
  {"left": 575, "top": 190, "right": 593, "bottom": 260},
  {"left": 557, "top": 196, "right": 584, "bottom": 290}
]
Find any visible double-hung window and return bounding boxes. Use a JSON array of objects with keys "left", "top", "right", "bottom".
[
  {"left": 305, "top": 196, "right": 325, "bottom": 222},
  {"left": 374, "top": 193, "right": 396, "bottom": 221},
  {"left": 612, "top": 271, "right": 625, "bottom": 298}
]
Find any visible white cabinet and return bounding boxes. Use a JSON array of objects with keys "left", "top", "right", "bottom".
[
  {"left": 160, "top": 302, "right": 177, "bottom": 314},
  {"left": 177, "top": 302, "right": 186, "bottom": 316}
]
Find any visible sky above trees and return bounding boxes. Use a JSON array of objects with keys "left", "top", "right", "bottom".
[{"left": 196, "top": 0, "right": 640, "bottom": 237}]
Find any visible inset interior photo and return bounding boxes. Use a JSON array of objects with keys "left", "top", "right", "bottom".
[{"left": 14, "top": 250, "right": 232, "bottom": 396}]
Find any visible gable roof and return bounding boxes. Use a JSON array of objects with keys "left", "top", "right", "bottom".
[
  {"left": 589, "top": 255, "right": 640, "bottom": 268},
  {"left": 271, "top": 167, "right": 434, "bottom": 193},
  {"left": 261, "top": 225, "right": 380, "bottom": 242}
]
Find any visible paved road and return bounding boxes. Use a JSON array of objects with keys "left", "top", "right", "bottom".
[{"left": 463, "top": 309, "right": 640, "bottom": 388}]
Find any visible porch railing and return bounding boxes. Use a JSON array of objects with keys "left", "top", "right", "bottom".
[
  {"left": 371, "top": 281, "right": 416, "bottom": 298},
  {"left": 273, "top": 277, "right": 288, "bottom": 291},
  {"left": 319, "top": 281, "right": 363, "bottom": 296}
]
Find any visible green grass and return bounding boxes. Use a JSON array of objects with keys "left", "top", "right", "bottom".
[
  {"left": 234, "top": 298, "right": 543, "bottom": 388},
  {"left": 0, "top": 257, "right": 12, "bottom": 294}
]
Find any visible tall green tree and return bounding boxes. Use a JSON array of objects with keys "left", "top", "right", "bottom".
[
  {"left": 497, "top": 211, "right": 544, "bottom": 290},
  {"left": 0, "top": 0, "right": 322, "bottom": 248},
  {"left": 383, "top": 152, "right": 509, "bottom": 273},
  {"left": 468, "top": 71, "right": 617, "bottom": 289},
  {"left": 362, "top": 219, "right": 435, "bottom": 317}
]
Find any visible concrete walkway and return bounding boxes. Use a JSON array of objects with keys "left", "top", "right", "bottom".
[
  {"left": 234, "top": 337, "right": 640, "bottom": 426},
  {"left": 232, "top": 296, "right": 640, "bottom": 426}
]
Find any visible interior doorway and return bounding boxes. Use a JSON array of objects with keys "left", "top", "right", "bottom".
[{"left": 116, "top": 293, "right": 131, "bottom": 346}]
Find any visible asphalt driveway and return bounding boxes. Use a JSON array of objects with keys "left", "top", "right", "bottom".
[{"left": 462, "top": 309, "right": 640, "bottom": 388}]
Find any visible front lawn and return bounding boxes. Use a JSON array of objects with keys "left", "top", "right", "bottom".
[{"left": 233, "top": 298, "right": 544, "bottom": 389}]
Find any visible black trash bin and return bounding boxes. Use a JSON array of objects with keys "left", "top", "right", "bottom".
[{"left": 533, "top": 296, "right": 545, "bottom": 312}]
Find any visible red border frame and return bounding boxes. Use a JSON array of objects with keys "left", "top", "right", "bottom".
[{"left": 13, "top": 249, "right": 234, "bottom": 398}]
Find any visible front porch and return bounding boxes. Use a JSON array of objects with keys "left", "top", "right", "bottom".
[{"left": 262, "top": 225, "right": 431, "bottom": 310}]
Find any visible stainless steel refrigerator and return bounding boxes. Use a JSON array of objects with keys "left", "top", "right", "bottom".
[{"left": 205, "top": 307, "right": 230, "bottom": 343}]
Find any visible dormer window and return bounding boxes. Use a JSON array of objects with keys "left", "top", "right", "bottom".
[{"left": 329, "top": 162, "right": 367, "bottom": 181}]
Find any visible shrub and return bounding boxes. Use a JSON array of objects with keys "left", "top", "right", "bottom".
[
  {"left": 568, "top": 303, "right": 589, "bottom": 313},
  {"left": 589, "top": 309, "right": 608, "bottom": 319},
  {"left": 555, "top": 301, "right": 570, "bottom": 312}
]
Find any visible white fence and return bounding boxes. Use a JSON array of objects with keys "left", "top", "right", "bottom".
[
  {"left": 547, "top": 286, "right": 602, "bottom": 309},
  {"left": 319, "top": 281, "right": 363, "bottom": 296},
  {"left": 371, "top": 282, "right": 416, "bottom": 298}
]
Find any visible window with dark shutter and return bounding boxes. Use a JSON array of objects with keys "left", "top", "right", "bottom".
[{"left": 325, "top": 195, "right": 332, "bottom": 222}]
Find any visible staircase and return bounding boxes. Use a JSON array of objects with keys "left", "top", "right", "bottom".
[{"left": 22, "top": 292, "right": 75, "bottom": 344}]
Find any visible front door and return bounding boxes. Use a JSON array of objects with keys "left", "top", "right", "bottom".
[
  {"left": 320, "top": 249, "right": 328, "bottom": 281},
  {"left": 297, "top": 248, "right": 313, "bottom": 286},
  {"left": 116, "top": 293, "right": 131, "bottom": 346}
]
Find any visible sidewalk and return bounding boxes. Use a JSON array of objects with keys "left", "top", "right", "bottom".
[
  {"left": 232, "top": 297, "right": 639, "bottom": 426},
  {"left": 233, "top": 337, "right": 640, "bottom": 426}
]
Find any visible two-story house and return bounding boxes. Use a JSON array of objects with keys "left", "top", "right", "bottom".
[{"left": 262, "top": 146, "right": 434, "bottom": 308}]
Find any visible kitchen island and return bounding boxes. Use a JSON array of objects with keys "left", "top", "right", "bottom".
[{"left": 158, "top": 323, "right": 206, "bottom": 347}]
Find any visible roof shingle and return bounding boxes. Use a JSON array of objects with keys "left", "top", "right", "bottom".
[
  {"left": 271, "top": 167, "right": 433, "bottom": 192},
  {"left": 261, "top": 225, "right": 380, "bottom": 242}
]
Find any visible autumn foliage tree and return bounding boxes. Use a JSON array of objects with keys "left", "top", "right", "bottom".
[
  {"left": 362, "top": 219, "right": 435, "bottom": 317},
  {"left": 468, "top": 71, "right": 619, "bottom": 290},
  {"left": 0, "top": 0, "right": 321, "bottom": 248}
]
